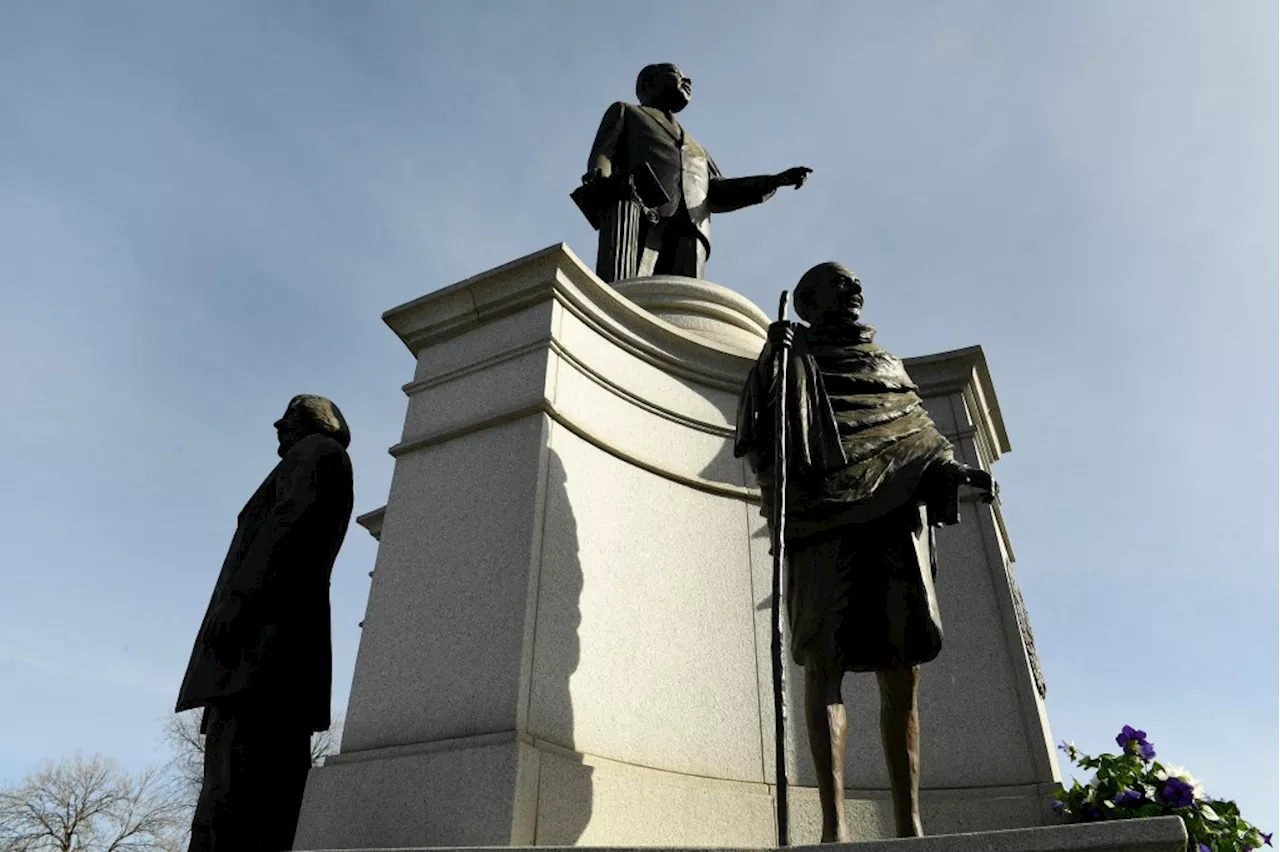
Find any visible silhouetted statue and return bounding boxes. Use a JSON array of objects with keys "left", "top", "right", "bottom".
[
  {"left": 576, "top": 63, "right": 812, "bottom": 283},
  {"left": 735, "top": 264, "right": 996, "bottom": 842},
  {"left": 176, "top": 395, "right": 354, "bottom": 852}
]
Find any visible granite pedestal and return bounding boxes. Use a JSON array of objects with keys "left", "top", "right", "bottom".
[
  {"left": 301, "top": 817, "right": 1187, "bottom": 852},
  {"left": 292, "top": 244, "right": 1059, "bottom": 849}
]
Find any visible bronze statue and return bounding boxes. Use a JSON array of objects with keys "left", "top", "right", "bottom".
[
  {"left": 176, "top": 395, "right": 354, "bottom": 852},
  {"left": 734, "top": 264, "right": 996, "bottom": 841},
  {"left": 577, "top": 63, "right": 812, "bottom": 283}
]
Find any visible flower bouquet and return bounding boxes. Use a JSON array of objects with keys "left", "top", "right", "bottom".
[{"left": 1054, "top": 726, "right": 1271, "bottom": 852}]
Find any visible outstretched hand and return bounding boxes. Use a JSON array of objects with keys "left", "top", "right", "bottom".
[
  {"left": 776, "top": 166, "right": 813, "bottom": 189},
  {"left": 964, "top": 468, "right": 999, "bottom": 504}
]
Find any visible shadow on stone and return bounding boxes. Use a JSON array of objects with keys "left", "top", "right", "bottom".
[{"left": 527, "top": 448, "right": 593, "bottom": 843}]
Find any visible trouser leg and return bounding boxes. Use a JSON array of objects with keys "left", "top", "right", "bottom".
[
  {"left": 187, "top": 708, "right": 227, "bottom": 852},
  {"left": 190, "top": 704, "right": 250, "bottom": 852},
  {"left": 663, "top": 232, "right": 706, "bottom": 278},
  {"left": 259, "top": 732, "right": 312, "bottom": 850},
  {"left": 638, "top": 210, "right": 706, "bottom": 279},
  {"left": 239, "top": 715, "right": 312, "bottom": 851},
  {"left": 191, "top": 703, "right": 312, "bottom": 852}
]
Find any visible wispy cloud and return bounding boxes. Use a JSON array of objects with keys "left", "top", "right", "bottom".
[{"left": 0, "top": 645, "right": 173, "bottom": 698}]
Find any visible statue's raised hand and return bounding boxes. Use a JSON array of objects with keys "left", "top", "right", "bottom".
[{"left": 776, "top": 166, "right": 813, "bottom": 189}]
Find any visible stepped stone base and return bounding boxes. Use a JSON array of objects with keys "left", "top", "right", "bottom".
[{"left": 299, "top": 817, "right": 1187, "bottom": 852}]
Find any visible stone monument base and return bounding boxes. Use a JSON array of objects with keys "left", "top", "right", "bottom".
[
  {"left": 297, "top": 817, "right": 1187, "bottom": 852},
  {"left": 293, "top": 245, "right": 1060, "bottom": 850}
]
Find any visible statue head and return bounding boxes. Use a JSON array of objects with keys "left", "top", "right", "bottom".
[
  {"left": 794, "top": 262, "right": 863, "bottom": 327},
  {"left": 274, "top": 394, "right": 351, "bottom": 457},
  {"left": 636, "top": 63, "right": 692, "bottom": 113}
]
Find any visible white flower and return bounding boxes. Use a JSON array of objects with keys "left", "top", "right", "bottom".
[{"left": 1162, "top": 764, "right": 1207, "bottom": 800}]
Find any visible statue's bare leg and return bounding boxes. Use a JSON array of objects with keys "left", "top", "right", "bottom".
[
  {"left": 803, "top": 646, "right": 849, "bottom": 843},
  {"left": 876, "top": 665, "right": 923, "bottom": 837}
]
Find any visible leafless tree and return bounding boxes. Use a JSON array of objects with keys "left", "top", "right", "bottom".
[{"left": 0, "top": 753, "right": 187, "bottom": 852}]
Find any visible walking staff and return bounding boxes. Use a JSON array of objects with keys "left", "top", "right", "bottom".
[
  {"left": 770, "top": 291, "right": 793, "bottom": 847},
  {"left": 736, "top": 284, "right": 848, "bottom": 844}
]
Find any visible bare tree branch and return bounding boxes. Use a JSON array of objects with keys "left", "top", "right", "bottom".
[
  {"left": 0, "top": 709, "right": 346, "bottom": 852},
  {"left": 0, "top": 754, "right": 187, "bottom": 852}
]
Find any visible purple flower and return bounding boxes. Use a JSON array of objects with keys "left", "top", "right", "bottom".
[
  {"left": 1116, "top": 725, "right": 1157, "bottom": 760},
  {"left": 1113, "top": 788, "right": 1144, "bottom": 805},
  {"left": 1051, "top": 800, "right": 1064, "bottom": 813},
  {"left": 1198, "top": 843, "right": 1211, "bottom": 852},
  {"left": 1161, "top": 776, "right": 1195, "bottom": 808},
  {"left": 1115, "top": 724, "right": 1144, "bottom": 746},
  {"left": 1262, "top": 832, "right": 1273, "bottom": 847}
]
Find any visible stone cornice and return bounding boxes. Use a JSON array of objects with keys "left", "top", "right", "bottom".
[
  {"left": 904, "top": 344, "right": 1011, "bottom": 459},
  {"left": 383, "top": 243, "right": 757, "bottom": 393}
]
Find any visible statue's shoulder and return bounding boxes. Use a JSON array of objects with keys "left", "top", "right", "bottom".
[
  {"left": 627, "top": 102, "right": 674, "bottom": 126},
  {"left": 599, "top": 100, "right": 641, "bottom": 120}
]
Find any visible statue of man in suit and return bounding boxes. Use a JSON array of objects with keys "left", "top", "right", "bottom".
[
  {"left": 735, "top": 264, "right": 997, "bottom": 841},
  {"left": 581, "top": 63, "right": 812, "bottom": 282},
  {"left": 176, "top": 394, "right": 355, "bottom": 852}
]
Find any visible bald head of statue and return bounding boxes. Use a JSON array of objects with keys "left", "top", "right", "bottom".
[
  {"left": 793, "top": 262, "right": 864, "bottom": 327},
  {"left": 636, "top": 63, "right": 692, "bottom": 113},
  {"left": 273, "top": 394, "right": 351, "bottom": 458}
]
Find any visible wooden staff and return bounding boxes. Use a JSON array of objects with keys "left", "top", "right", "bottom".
[{"left": 771, "top": 290, "right": 792, "bottom": 847}]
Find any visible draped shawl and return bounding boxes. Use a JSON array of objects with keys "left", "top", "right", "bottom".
[{"left": 735, "top": 322, "right": 965, "bottom": 540}]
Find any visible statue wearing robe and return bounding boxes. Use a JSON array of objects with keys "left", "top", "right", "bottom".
[{"left": 734, "top": 262, "right": 995, "bottom": 841}]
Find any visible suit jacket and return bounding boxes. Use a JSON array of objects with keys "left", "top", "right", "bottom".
[
  {"left": 587, "top": 101, "right": 780, "bottom": 258},
  {"left": 176, "top": 433, "right": 354, "bottom": 732}
]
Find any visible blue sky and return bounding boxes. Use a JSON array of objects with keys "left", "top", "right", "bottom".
[{"left": 1, "top": 0, "right": 1275, "bottom": 835}]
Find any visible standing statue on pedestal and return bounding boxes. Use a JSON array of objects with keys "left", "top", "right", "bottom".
[
  {"left": 734, "top": 264, "right": 997, "bottom": 842},
  {"left": 574, "top": 63, "right": 812, "bottom": 283},
  {"left": 176, "top": 395, "right": 354, "bottom": 852}
]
